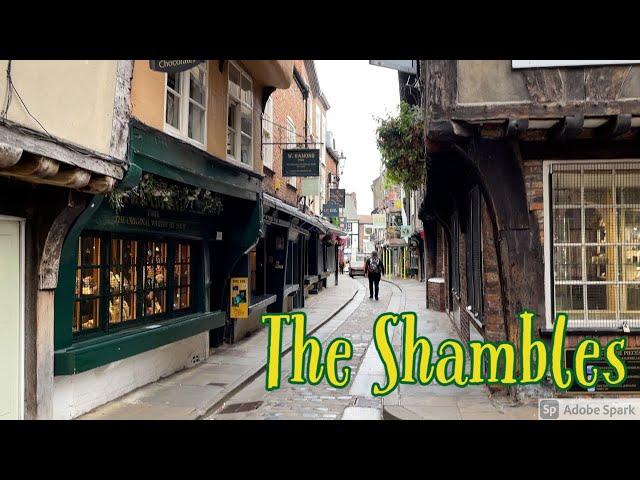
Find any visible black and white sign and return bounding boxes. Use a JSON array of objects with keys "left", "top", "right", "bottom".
[
  {"left": 282, "top": 149, "right": 320, "bottom": 177},
  {"left": 149, "top": 60, "right": 204, "bottom": 73}
]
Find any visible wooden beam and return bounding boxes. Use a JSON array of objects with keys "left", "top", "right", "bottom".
[
  {"left": 548, "top": 115, "right": 584, "bottom": 141},
  {"left": 0, "top": 123, "right": 124, "bottom": 179},
  {"left": 1, "top": 154, "right": 59, "bottom": 178},
  {"left": 596, "top": 114, "right": 632, "bottom": 138},
  {"left": 26, "top": 168, "right": 92, "bottom": 189},
  {"left": 0, "top": 141, "right": 22, "bottom": 168},
  {"left": 80, "top": 175, "right": 116, "bottom": 194}
]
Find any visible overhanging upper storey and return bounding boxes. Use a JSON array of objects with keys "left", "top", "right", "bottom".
[{"left": 423, "top": 60, "right": 640, "bottom": 146}]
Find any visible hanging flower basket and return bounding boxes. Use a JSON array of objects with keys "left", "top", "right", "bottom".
[{"left": 375, "top": 101, "right": 426, "bottom": 192}]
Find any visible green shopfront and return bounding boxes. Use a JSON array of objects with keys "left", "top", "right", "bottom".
[{"left": 51, "top": 121, "right": 263, "bottom": 418}]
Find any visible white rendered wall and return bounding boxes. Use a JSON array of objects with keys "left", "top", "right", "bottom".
[{"left": 53, "top": 332, "right": 209, "bottom": 420}]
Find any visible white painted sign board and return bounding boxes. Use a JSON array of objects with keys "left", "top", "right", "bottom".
[
  {"left": 369, "top": 60, "right": 417, "bottom": 74},
  {"left": 512, "top": 60, "right": 640, "bottom": 69}
]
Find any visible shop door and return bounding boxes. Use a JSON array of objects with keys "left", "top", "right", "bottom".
[{"left": 0, "top": 218, "right": 22, "bottom": 420}]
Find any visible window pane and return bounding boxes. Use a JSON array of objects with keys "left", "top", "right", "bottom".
[
  {"left": 188, "top": 103, "right": 205, "bottom": 143},
  {"left": 241, "top": 134, "right": 252, "bottom": 165},
  {"left": 109, "top": 267, "right": 122, "bottom": 295},
  {"left": 75, "top": 299, "right": 100, "bottom": 332},
  {"left": 122, "top": 292, "right": 136, "bottom": 322},
  {"left": 554, "top": 246, "right": 582, "bottom": 281},
  {"left": 241, "top": 105, "right": 252, "bottom": 136},
  {"left": 586, "top": 283, "right": 615, "bottom": 315},
  {"left": 584, "top": 207, "right": 613, "bottom": 243},
  {"left": 189, "top": 67, "right": 206, "bottom": 105},
  {"left": 620, "top": 246, "right": 640, "bottom": 282},
  {"left": 144, "top": 290, "right": 166, "bottom": 316},
  {"left": 241, "top": 75, "right": 252, "bottom": 105},
  {"left": 166, "top": 91, "right": 180, "bottom": 129},
  {"left": 174, "top": 264, "right": 182, "bottom": 287},
  {"left": 123, "top": 240, "right": 137, "bottom": 267},
  {"left": 553, "top": 208, "right": 581, "bottom": 243},
  {"left": 555, "top": 284, "right": 584, "bottom": 319},
  {"left": 80, "top": 236, "right": 100, "bottom": 265},
  {"left": 229, "top": 64, "right": 240, "bottom": 99},
  {"left": 80, "top": 268, "right": 100, "bottom": 296},
  {"left": 181, "top": 244, "right": 190, "bottom": 262},
  {"left": 586, "top": 245, "right": 613, "bottom": 281},
  {"left": 111, "top": 239, "right": 122, "bottom": 265},
  {"left": 227, "top": 130, "right": 236, "bottom": 156},
  {"left": 621, "top": 285, "right": 640, "bottom": 316},
  {"left": 583, "top": 171, "right": 612, "bottom": 206},
  {"left": 109, "top": 296, "right": 123, "bottom": 325},
  {"left": 167, "top": 72, "right": 180, "bottom": 92},
  {"left": 181, "top": 263, "right": 190, "bottom": 286}
]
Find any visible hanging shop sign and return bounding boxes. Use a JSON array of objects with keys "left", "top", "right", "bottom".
[
  {"left": 322, "top": 202, "right": 340, "bottom": 218},
  {"left": 149, "top": 60, "right": 204, "bottom": 73},
  {"left": 369, "top": 60, "right": 418, "bottom": 75},
  {"left": 373, "top": 214, "right": 386, "bottom": 229},
  {"left": 282, "top": 149, "right": 320, "bottom": 177},
  {"left": 565, "top": 348, "right": 640, "bottom": 393},
  {"left": 301, "top": 176, "right": 321, "bottom": 196},
  {"left": 329, "top": 188, "right": 346, "bottom": 208},
  {"left": 230, "top": 277, "right": 249, "bottom": 319},
  {"left": 400, "top": 225, "right": 413, "bottom": 238}
]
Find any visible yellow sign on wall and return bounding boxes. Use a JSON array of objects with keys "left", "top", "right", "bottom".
[{"left": 230, "top": 277, "right": 249, "bottom": 319}]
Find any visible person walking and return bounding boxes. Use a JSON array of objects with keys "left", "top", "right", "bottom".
[
  {"left": 365, "top": 250, "right": 384, "bottom": 300},
  {"left": 339, "top": 258, "right": 345, "bottom": 275}
]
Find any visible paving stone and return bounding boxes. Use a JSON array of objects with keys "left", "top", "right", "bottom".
[{"left": 342, "top": 406, "right": 381, "bottom": 420}]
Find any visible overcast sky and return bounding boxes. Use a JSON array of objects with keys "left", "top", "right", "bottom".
[{"left": 315, "top": 60, "right": 400, "bottom": 215}]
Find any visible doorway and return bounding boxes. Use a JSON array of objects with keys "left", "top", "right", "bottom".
[{"left": 0, "top": 217, "right": 24, "bottom": 420}]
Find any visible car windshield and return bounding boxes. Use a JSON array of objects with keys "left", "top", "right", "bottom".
[{"left": 355, "top": 254, "right": 366, "bottom": 262}]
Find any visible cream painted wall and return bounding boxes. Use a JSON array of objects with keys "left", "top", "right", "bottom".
[
  {"left": 130, "top": 60, "right": 264, "bottom": 173},
  {"left": 0, "top": 60, "right": 118, "bottom": 156}
]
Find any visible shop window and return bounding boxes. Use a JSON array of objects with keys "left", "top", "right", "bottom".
[
  {"left": 164, "top": 63, "right": 208, "bottom": 146},
  {"left": 549, "top": 162, "right": 640, "bottom": 329},
  {"left": 227, "top": 62, "right": 253, "bottom": 166},
  {"left": 465, "top": 187, "right": 483, "bottom": 321},
  {"left": 73, "top": 234, "right": 195, "bottom": 337}
]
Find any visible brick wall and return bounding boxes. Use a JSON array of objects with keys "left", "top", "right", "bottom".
[
  {"left": 263, "top": 60, "right": 307, "bottom": 206},
  {"left": 481, "top": 201, "right": 506, "bottom": 342},
  {"left": 522, "top": 159, "right": 544, "bottom": 246}
]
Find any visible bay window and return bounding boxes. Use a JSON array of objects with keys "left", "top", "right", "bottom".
[
  {"left": 164, "top": 63, "right": 208, "bottom": 145},
  {"left": 73, "top": 233, "right": 195, "bottom": 336},
  {"left": 549, "top": 162, "right": 640, "bottom": 329},
  {"left": 227, "top": 62, "right": 253, "bottom": 166}
]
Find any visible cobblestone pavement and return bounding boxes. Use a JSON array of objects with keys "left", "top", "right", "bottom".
[
  {"left": 208, "top": 277, "right": 538, "bottom": 421},
  {"left": 79, "top": 276, "right": 359, "bottom": 420},
  {"left": 207, "top": 278, "right": 401, "bottom": 420}
]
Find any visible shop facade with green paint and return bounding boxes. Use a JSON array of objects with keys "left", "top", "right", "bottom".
[{"left": 51, "top": 121, "right": 263, "bottom": 418}]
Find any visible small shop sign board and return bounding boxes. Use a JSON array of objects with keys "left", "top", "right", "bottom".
[
  {"left": 373, "top": 214, "right": 386, "bottom": 229},
  {"left": 149, "top": 60, "right": 204, "bottom": 73},
  {"left": 282, "top": 149, "right": 320, "bottom": 177},
  {"left": 230, "top": 277, "right": 249, "bottom": 319},
  {"left": 329, "top": 188, "right": 346, "bottom": 207},
  {"left": 565, "top": 348, "right": 640, "bottom": 393},
  {"left": 301, "top": 176, "right": 320, "bottom": 196},
  {"left": 400, "top": 225, "right": 413, "bottom": 238},
  {"left": 322, "top": 202, "right": 339, "bottom": 218}
]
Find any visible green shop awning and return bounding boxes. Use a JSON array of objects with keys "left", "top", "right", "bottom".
[
  {"left": 129, "top": 120, "right": 262, "bottom": 202},
  {"left": 263, "top": 193, "right": 326, "bottom": 232}
]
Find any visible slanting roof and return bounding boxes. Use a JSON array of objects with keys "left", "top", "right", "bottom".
[
  {"left": 263, "top": 193, "right": 326, "bottom": 232},
  {"left": 304, "top": 60, "right": 330, "bottom": 110}
]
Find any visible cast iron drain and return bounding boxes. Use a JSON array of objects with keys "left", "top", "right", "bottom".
[{"left": 218, "top": 401, "right": 264, "bottom": 414}]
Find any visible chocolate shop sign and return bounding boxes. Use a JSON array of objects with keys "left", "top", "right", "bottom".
[{"left": 149, "top": 60, "right": 204, "bottom": 73}]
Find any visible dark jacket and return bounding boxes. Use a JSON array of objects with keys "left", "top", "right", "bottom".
[{"left": 365, "top": 256, "right": 384, "bottom": 276}]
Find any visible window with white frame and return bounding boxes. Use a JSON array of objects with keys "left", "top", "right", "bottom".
[
  {"left": 262, "top": 97, "right": 274, "bottom": 170},
  {"left": 165, "top": 63, "right": 208, "bottom": 145},
  {"left": 227, "top": 62, "right": 253, "bottom": 165},
  {"left": 286, "top": 117, "right": 297, "bottom": 187},
  {"left": 548, "top": 162, "right": 640, "bottom": 329}
]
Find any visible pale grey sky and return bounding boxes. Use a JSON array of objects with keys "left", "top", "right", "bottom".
[{"left": 315, "top": 60, "right": 400, "bottom": 215}]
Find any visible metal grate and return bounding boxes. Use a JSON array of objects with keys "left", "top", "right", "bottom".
[
  {"left": 218, "top": 401, "right": 263, "bottom": 414},
  {"left": 550, "top": 162, "right": 640, "bottom": 329}
]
